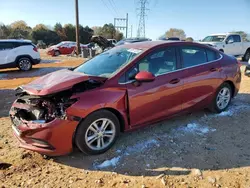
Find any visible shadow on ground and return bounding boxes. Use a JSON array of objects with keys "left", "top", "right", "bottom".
[{"left": 53, "top": 93, "right": 250, "bottom": 177}]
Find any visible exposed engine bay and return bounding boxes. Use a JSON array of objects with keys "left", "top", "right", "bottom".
[{"left": 10, "top": 79, "right": 103, "bottom": 124}]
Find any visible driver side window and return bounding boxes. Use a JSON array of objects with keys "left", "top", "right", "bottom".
[
  {"left": 226, "top": 36, "right": 234, "bottom": 43},
  {"left": 125, "top": 47, "right": 177, "bottom": 82}
]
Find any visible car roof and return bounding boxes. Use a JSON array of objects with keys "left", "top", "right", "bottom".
[
  {"left": 118, "top": 40, "right": 192, "bottom": 50},
  {"left": 0, "top": 39, "right": 32, "bottom": 43}
]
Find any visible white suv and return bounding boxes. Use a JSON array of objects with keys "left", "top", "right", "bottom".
[{"left": 0, "top": 39, "right": 41, "bottom": 71}]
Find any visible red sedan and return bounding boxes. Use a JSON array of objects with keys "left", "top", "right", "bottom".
[
  {"left": 10, "top": 41, "right": 241, "bottom": 156},
  {"left": 47, "top": 41, "right": 88, "bottom": 56}
]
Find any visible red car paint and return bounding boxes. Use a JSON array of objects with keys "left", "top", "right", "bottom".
[
  {"left": 21, "top": 69, "right": 106, "bottom": 95},
  {"left": 46, "top": 41, "right": 88, "bottom": 56},
  {"left": 10, "top": 41, "right": 241, "bottom": 156}
]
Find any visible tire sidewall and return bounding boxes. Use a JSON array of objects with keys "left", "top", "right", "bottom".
[
  {"left": 75, "top": 110, "right": 120, "bottom": 155},
  {"left": 244, "top": 50, "right": 250, "bottom": 61},
  {"left": 213, "top": 83, "right": 232, "bottom": 113},
  {"left": 18, "top": 57, "right": 32, "bottom": 71}
]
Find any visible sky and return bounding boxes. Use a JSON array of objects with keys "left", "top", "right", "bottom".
[{"left": 0, "top": 0, "right": 250, "bottom": 40}]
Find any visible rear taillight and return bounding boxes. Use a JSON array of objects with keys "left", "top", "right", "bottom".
[{"left": 33, "top": 47, "right": 38, "bottom": 52}]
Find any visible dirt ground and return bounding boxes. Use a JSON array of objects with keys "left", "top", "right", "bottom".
[{"left": 1, "top": 52, "right": 250, "bottom": 188}]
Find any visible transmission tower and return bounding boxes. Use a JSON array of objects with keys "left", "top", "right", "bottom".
[{"left": 137, "top": 0, "right": 148, "bottom": 38}]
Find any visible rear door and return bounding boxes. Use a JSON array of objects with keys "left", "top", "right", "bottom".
[
  {"left": 0, "top": 42, "right": 15, "bottom": 65},
  {"left": 123, "top": 46, "right": 184, "bottom": 127},
  {"left": 180, "top": 45, "right": 223, "bottom": 111}
]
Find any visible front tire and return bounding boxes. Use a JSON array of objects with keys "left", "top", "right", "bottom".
[
  {"left": 75, "top": 110, "right": 120, "bottom": 155},
  {"left": 210, "top": 83, "right": 232, "bottom": 113},
  {"left": 243, "top": 49, "right": 250, "bottom": 61},
  {"left": 17, "top": 57, "right": 32, "bottom": 71}
]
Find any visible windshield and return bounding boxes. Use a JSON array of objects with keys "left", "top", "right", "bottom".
[
  {"left": 202, "top": 35, "right": 226, "bottom": 42},
  {"left": 74, "top": 47, "right": 143, "bottom": 77}
]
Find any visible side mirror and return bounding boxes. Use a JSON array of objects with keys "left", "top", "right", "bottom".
[
  {"left": 226, "top": 40, "right": 234, "bottom": 44},
  {"left": 135, "top": 71, "right": 155, "bottom": 82}
]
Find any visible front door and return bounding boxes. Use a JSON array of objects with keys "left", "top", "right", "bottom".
[
  {"left": 224, "top": 35, "right": 239, "bottom": 55},
  {"left": 124, "top": 47, "right": 184, "bottom": 127}
]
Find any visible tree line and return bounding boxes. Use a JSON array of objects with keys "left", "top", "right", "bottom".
[
  {"left": 160, "top": 28, "right": 249, "bottom": 42},
  {"left": 0, "top": 20, "right": 124, "bottom": 46}
]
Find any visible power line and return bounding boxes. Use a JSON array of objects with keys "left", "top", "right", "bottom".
[
  {"left": 137, "top": 0, "right": 149, "bottom": 38},
  {"left": 108, "top": 0, "right": 119, "bottom": 16},
  {"left": 101, "top": 0, "right": 116, "bottom": 17}
]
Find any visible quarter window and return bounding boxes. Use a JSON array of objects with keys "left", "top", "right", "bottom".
[
  {"left": 206, "top": 49, "right": 220, "bottom": 62},
  {"left": 181, "top": 46, "right": 207, "bottom": 68}
]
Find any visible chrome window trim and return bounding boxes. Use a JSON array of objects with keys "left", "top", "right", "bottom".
[{"left": 118, "top": 52, "right": 223, "bottom": 85}]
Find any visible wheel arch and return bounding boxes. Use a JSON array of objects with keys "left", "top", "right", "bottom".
[
  {"left": 72, "top": 107, "right": 126, "bottom": 146},
  {"left": 223, "top": 80, "right": 236, "bottom": 97},
  {"left": 15, "top": 55, "right": 33, "bottom": 65}
]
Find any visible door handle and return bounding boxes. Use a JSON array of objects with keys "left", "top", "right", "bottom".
[
  {"left": 169, "top": 78, "right": 180, "bottom": 84},
  {"left": 210, "top": 68, "right": 217, "bottom": 72}
]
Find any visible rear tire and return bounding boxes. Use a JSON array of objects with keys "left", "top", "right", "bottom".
[
  {"left": 209, "top": 83, "right": 232, "bottom": 113},
  {"left": 75, "top": 110, "right": 120, "bottom": 155},
  {"left": 243, "top": 49, "right": 250, "bottom": 61},
  {"left": 54, "top": 50, "right": 60, "bottom": 56},
  {"left": 17, "top": 57, "right": 32, "bottom": 71}
]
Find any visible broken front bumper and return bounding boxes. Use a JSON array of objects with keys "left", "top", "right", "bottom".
[{"left": 10, "top": 105, "right": 79, "bottom": 156}]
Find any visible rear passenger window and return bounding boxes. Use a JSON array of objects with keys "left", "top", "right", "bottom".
[
  {"left": 181, "top": 46, "right": 207, "bottom": 68},
  {"left": 0, "top": 42, "right": 16, "bottom": 50},
  {"left": 206, "top": 49, "right": 220, "bottom": 62}
]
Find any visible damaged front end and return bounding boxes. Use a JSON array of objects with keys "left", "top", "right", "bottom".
[{"left": 9, "top": 78, "right": 104, "bottom": 156}]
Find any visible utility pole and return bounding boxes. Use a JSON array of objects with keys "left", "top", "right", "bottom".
[
  {"left": 137, "top": 0, "right": 148, "bottom": 38},
  {"left": 131, "top": 25, "right": 133, "bottom": 38},
  {"left": 75, "top": 0, "right": 80, "bottom": 55},
  {"left": 126, "top": 13, "right": 128, "bottom": 38},
  {"left": 114, "top": 13, "right": 129, "bottom": 39}
]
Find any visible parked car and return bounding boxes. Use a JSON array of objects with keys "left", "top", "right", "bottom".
[
  {"left": 200, "top": 33, "right": 250, "bottom": 61},
  {"left": 115, "top": 37, "right": 152, "bottom": 46},
  {"left": 10, "top": 41, "right": 241, "bottom": 156},
  {"left": 46, "top": 41, "right": 89, "bottom": 56},
  {"left": 0, "top": 39, "right": 40, "bottom": 71}
]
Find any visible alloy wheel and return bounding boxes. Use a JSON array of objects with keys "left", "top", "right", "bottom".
[
  {"left": 85, "top": 118, "right": 116, "bottom": 151},
  {"left": 216, "top": 87, "right": 231, "bottom": 110},
  {"left": 19, "top": 59, "right": 31, "bottom": 71}
]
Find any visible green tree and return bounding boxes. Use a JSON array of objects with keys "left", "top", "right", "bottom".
[
  {"left": 0, "top": 24, "right": 11, "bottom": 39},
  {"left": 165, "top": 28, "right": 186, "bottom": 40},
  {"left": 92, "top": 24, "right": 123, "bottom": 41},
  {"left": 63, "top": 24, "right": 75, "bottom": 41},
  {"left": 79, "top": 25, "right": 93, "bottom": 44},
  {"left": 9, "top": 20, "right": 32, "bottom": 39},
  {"left": 54, "top": 22, "right": 67, "bottom": 41},
  {"left": 31, "top": 24, "right": 60, "bottom": 45}
]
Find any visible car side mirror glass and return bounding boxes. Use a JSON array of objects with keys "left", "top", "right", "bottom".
[
  {"left": 227, "top": 39, "right": 234, "bottom": 44},
  {"left": 135, "top": 71, "right": 155, "bottom": 82}
]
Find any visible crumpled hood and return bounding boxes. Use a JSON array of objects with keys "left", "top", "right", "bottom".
[{"left": 21, "top": 69, "right": 105, "bottom": 96}]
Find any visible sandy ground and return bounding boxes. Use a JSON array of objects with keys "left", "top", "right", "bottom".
[{"left": 1, "top": 52, "right": 250, "bottom": 188}]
